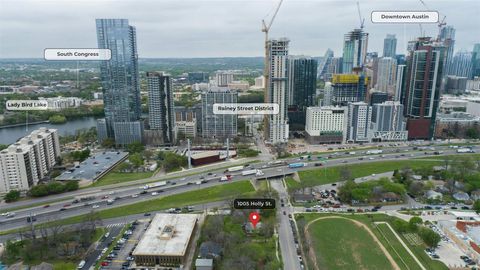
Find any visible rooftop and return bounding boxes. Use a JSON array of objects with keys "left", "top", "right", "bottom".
[{"left": 133, "top": 213, "right": 198, "bottom": 257}]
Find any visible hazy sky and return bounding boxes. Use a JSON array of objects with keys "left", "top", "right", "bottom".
[{"left": 0, "top": 0, "right": 479, "bottom": 58}]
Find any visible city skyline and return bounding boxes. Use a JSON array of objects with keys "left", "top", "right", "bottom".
[{"left": 0, "top": 0, "right": 479, "bottom": 58}]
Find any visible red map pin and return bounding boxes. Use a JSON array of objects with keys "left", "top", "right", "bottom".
[{"left": 249, "top": 212, "right": 261, "bottom": 229}]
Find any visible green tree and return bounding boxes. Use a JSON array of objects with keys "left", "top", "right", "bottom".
[
  {"left": 101, "top": 138, "right": 115, "bottom": 148},
  {"left": 4, "top": 190, "right": 21, "bottom": 202},
  {"left": 129, "top": 153, "right": 144, "bottom": 168},
  {"left": 418, "top": 227, "right": 441, "bottom": 248},
  {"left": 127, "top": 142, "right": 145, "bottom": 154},
  {"left": 0, "top": 144, "right": 8, "bottom": 151},
  {"left": 474, "top": 200, "right": 480, "bottom": 214},
  {"left": 64, "top": 181, "right": 79, "bottom": 191},
  {"left": 408, "top": 216, "right": 423, "bottom": 231}
]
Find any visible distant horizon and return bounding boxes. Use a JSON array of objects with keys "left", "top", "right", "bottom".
[{"left": 1, "top": 0, "right": 479, "bottom": 58}]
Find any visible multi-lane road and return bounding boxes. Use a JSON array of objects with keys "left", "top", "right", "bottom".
[{"left": 0, "top": 144, "right": 474, "bottom": 234}]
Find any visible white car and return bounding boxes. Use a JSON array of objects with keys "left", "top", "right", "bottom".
[
  {"left": 132, "top": 194, "right": 138, "bottom": 198},
  {"left": 151, "top": 192, "right": 158, "bottom": 196},
  {"left": 92, "top": 204, "right": 100, "bottom": 209}
]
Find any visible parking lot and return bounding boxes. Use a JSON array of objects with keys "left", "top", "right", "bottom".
[{"left": 99, "top": 219, "right": 149, "bottom": 270}]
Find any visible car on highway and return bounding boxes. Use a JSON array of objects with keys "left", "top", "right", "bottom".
[
  {"left": 144, "top": 213, "right": 151, "bottom": 216},
  {"left": 43, "top": 204, "right": 50, "bottom": 208},
  {"left": 131, "top": 194, "right": 138, "bottom": 198},
  {"left": 63, "top": 204, "right": 71, "bottom": 207},
  {"left": 59, "top": 208, "right": 67, "bottom": 211},
  {"left": 92, "top": 204, "right": 100, "bottom": 209},
  {"left": 151, "top": 192, "right": 158, "bottom": 196}
]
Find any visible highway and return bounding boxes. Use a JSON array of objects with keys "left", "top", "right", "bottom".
[{"left": 0, "top": 145, "right": 474, "bottom": 233}]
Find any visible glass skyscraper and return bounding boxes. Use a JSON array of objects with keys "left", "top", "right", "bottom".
[
  {"left": 342, "top": 29, "right": 368, "bottom": 74},
  {"left": 287, "top": 56, "right": 317, "bottom": 130},
  {"left": 95, "top": 19, "right": 143, "bottom": 145},
  {"left": 383, "top": 34, "right": 397, "bottom": 58}
]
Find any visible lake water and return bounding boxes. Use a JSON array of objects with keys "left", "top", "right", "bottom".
[{"left": 0, "top": 117, "right": 98, "bottom": 145}]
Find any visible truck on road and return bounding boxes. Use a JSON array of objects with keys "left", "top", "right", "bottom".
[
  {"left": 457, "top": 148, "right": 474, "bottom": 153},
  {"left": 220, "top": 175, "right": 232, "bottom": 182},
  {"left": 366, "top": 149, "right": 383, "bottom": 155},
  {"left": 143, "top": 181, "right": 167, "bottom": 190},
  {"left": 288, "top": 163, "right": 307, "bottom": 169},
  {"left": 241, "top": 169, "right": 264, "bottom": 176},
  {"left": 225, "top": 166, "right": 244, "bottom": 173}
]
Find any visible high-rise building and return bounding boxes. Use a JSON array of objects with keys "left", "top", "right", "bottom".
[
  {"left": 346, "top": 102, "right": 372, "bottom": 143},
  {"left": 473, "top": 44, "right": 480, "bottom": 77},
  {"left": 305, "top": 106, "right": 346, "bottom": 144},
  {"left": 0, "top": 128, "right": 60, "bottom": 193},
  {"left": 317, "top": 49, "right": 334, "bottom": 80},
  {"left": 371, "top": 101, "right": 408, "bottom": 141},
  {"left": 216, "top": 72, "right": 234, "bottom": 87},
  {"left": 445, "top": 76, "right": 468, "bottom": 94},
  {"left": 342, "top": 29, "right": 368, "bottom": 73},
  {"left": 328, "top": 74, "right": 368, "bottom": 106},
  {"left": 264, "top": 38, "right": 289, "bottom": 143},
  {"left": 376, "top": 57, "right": 397, "bottom": 93},
  {"left": 96, "top": 19, "right": 142, "bottom": 145},
  {"left": 394, "top": 65, "right": 406, "bottom": 102},
  {"left": 325, "top": 57, "right": 343, "bottom": 81},
  {"left": 383, "top": 34, "right": 397, "bottom": 58},
  {"left": 287, "top": 56, "right": 317, "bottom": 130},
  {"left": 402, "top": 37, "right": 446, "bottom": 140},
  {"left": 370, "top": 91, "right": 388, "bottom": 106},
  {"left": 147, "top": 72, "right": 174, "bottom": 145},
  {"left": 449, "top": 51, "right": 475, "bottom": 78},
  {"left": 188, "top": 72, "right": 209, "bottom": 83},
  {"left": 254, "top": 76, "right": 265, "bottom": 88},
  {"left": 439, "top": 26, "right": 455, "bottom": 76},
  {"left": 201, "top": 87, "right": 238, "bottom": 139}
]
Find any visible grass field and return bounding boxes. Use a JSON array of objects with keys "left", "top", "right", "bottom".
[
  {"left": 298, "top": 159, "right": 443, "bottom": 187},
  {"left": 0, "top": 181, "right": 255, "bottom": 235},
  {"left": 417, "top": 153, "right": 480, "bottom": 160},
  {"left": 296, "top": 213, "right": 448, "bottom": 270},
  {"left": 375, "top": 223, "right": 423, "bottom": 270},
  {"left": 305, "top": 217, "right": 393, "bottom": 270},
  {"left": 92, "top": 171, "right": 155, "bottom": 187}
]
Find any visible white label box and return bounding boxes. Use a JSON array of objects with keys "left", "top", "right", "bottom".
[
  {"left": 213, "top": 103, "right": 279, "bottom": 115},
  {"left": 371, "top": 11, "right": 438, "bottom": 23},
  {"left": 6, "top": 100, "right": 49, "bottom": 111},
  {"left": 44, "top": 48, "right": 111, "bottom": 61}
]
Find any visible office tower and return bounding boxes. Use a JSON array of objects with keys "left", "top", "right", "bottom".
[
  {"left": 342, "top": 29, "right": 368, "bottom": 73},
  {"left": 147, "top": 72, "right": 174, "bottom": 145},
  {"left": 305, "top": 106, "right": 346, "bottom": 144},
  {"left": 376, "top": 57, "right": 397, "bottom": 93},
  {"left": 96, "top": 19, "right": 142, "bottom": 145},
  {"left": 317, "top": 49, "right": 334, "bottom": 80},
  {"left": 394, "top": 65, "right": 406, "bottom": 102},
  {"left": 264, "top": 38, "right": 289, "bottom": 144},
  {"left": 449, "top": 51, "right": 475, "bottom": 78},
  {"left": 473, "top": 44, "right": 480, "bottom": 77},
  {"left": 325, "top": 57, "right": 343, "bottom": 81},
  {"left": 188, "top": 72, "right": 209, "bottom": 83},
  {"left": 445, "top": 76, "right": 468, "bottom": 94},
  {"left": 370, "top": 91, "right": 388, "bottom": 106},
  {"left": 346, "top": 102, "right": 372, "bottom": 143},
  {"left": 383, "top": 34, "right": 397, "bottom": 58},
  {"left": 329, "top": 74, "right": 368, "bottom": 106},
  {"left": 439, "top": 26, "right": 455, "bottom": 76},
  {"left": 403, "top": 37, "right": 446, "bottom": 140},
  {"left": 0, "top": 128, "right": 60, "bottom": 193},
  {"left": 201, "top": 87, "right": 238, "bottom": 139},
  {"left": 174, "top": 107, "right": 197, "bottom": 139},
  {"left": 323, "top": 82, "right": 333, "bottom": 106},
  {"left": 216, "top": 72, "right": 234, "bottom": 87},
  {"left": 371, "top": 101, "right": 408, "bottom": 141},
  {"left": 287, "top": 56, "right": 317, "bottom": 130}
]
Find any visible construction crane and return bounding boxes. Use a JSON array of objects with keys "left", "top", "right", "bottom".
[
  {"left": 261, "top": 0, "right": 284, "bottom": 44},
  {"left": 356, "top": 1, "right": 365, "bottom": 29}
]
